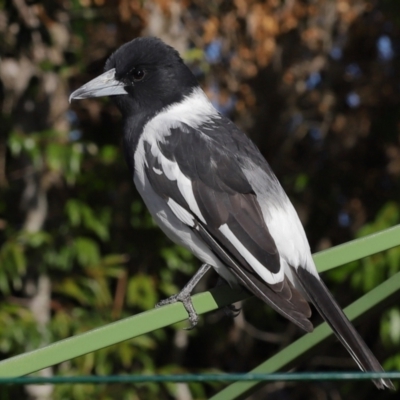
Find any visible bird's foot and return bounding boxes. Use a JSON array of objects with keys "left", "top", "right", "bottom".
[
  {"left": 155, "top": 264, "right": 211, "bottom": 329},
  {"left": 223, "top": 303, "right": 241, "bottom": 318},
  {"left": 215, "top": 277, "right": 242, "bottom": 319},
  {"left": 156, "top": 291, "right": 199, "bottom": 329}
]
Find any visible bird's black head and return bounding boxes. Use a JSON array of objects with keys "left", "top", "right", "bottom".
[{"left": 70, "top": 37, "right": 199, "bottom": 117}]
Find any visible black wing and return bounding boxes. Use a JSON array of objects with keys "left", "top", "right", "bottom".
[{"left": 143, "top": 119, "right": 313, "bottom": 332}]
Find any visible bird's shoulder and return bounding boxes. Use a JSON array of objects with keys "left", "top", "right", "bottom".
[{"left": 143, "top": 110, "right": 275, "bottom": 193}]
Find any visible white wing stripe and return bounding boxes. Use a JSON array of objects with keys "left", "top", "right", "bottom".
[
  {"left": 160, "top": 155, "right": 178, "bottom": 181},
  {"left": 219, "top": 223, "right": 284, "bottom": 285},
  {"left": 167, "top": 198, "right": 195, "bottom": 227},
  {"left": 175, "top": 175, "right": 206, "bottom": 224},
  {"left": 155, "top": 148, "right": 207, "bottom": 225}
]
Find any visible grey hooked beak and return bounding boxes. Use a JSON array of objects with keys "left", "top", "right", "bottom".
[{"left": 69, "top": 68, "right": 128, "bottom": 103}]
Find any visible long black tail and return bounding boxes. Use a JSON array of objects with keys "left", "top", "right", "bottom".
[{"left": 295, "top": 267, "right": 394, "bottom": 390}]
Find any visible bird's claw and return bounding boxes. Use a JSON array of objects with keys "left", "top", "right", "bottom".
[
  {"left": 156, "top": 292, "right": 199, "bottom": 329},
  {"left": 223, "top": 304, "right": 241, "bottom": 318}
]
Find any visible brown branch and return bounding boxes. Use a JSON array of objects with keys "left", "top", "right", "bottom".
[{"left": 112, "top": 269, "right": 128, "bottom": 320}]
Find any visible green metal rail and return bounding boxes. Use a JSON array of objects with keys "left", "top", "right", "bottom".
[
  {"left": 0, "top": 225, "right": 399, "bottom": 398},
  {"left": 211, "top": 270, "right": 400, "bottom": 399}
]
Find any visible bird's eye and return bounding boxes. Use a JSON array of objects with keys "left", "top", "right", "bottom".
[{"left": 131, "top": 67, "right": 146, "bottom": 82}]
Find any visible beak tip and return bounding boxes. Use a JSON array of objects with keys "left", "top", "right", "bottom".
[
  {"left": 68, "top": 69, "right": 126, "bottom": 104},
  {"left": 69, "top": 89, "right": 86, "bottom": 103},
  {"left": 69, "top": 89, "right": 81, "bottom": 104}
]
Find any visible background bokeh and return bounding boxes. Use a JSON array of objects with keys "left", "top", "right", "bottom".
[{"left": 1, "top": 0, "right": 400, "bottom": 399}]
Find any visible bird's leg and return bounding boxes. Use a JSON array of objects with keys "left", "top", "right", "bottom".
[
  {"left": 215, "top": 277, "right": 242, "bottom": 318},
  {"left": 156, "top": 263, "right": 211, "bottom": 329}
]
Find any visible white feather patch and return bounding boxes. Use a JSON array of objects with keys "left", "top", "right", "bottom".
[
  {"left": 265, "top": 199, "right": 317, "bottom": 277},
  {"left": 243, "top": 164, "right": 318, "bottom": 279},
  {"left": 167, "top": 198, "right": 195, "bottom": 227},
  {"left": 160, "top": 155, "right": 179, "bottom": 181},
  {"left": 175, "top": 174, "right": 206, "bottom": 224},
  {"left": 219, "top": 223, "right": 284, "bottom": 285},
  {"left": 134, "top": 88, "right": 215, "bottom": 226},
  {"left": 153, "top": 87, "right": 219, "bottom": 128}
]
